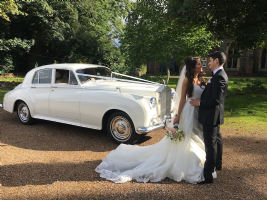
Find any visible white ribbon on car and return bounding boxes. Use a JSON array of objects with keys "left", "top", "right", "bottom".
[{"left": 76, "top": 73, "right": 163, "bottom": 85}]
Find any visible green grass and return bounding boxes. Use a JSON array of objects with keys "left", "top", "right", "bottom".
[
  {"left": 166, "top": 77, "right": 267, "bottom": 89},
  {"left": 0, "top": 89, "right": 10, "bottom": 104},
  {"left": 227, "top": 77, "right": 267, "bottom": 92},
  {"left": 224, "top": 94, "right": 267, "bottom": 134},
  {"left": 0, "top": 77, "right": 24, "bottom": 82}
]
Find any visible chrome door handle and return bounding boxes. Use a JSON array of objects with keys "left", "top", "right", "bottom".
[
  {"left": 31, "top": 86, "right": 36, "bottom": 88},
  {"left": 52, "top": 86, "right": 57, "bottom": 88}
]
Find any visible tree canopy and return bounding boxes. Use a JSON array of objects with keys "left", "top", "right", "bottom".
[
  {"left": 121, "top": 0, "right": 219, "bottom": 82},
  {"left": 1, "top": 0, "right": 266, "bottom": 76},
  {"left": 0, "top": 0, "right": 131, "bottom": 74},
  {"left": 168, "top": 0, "right": 267, "bottom": 50}
]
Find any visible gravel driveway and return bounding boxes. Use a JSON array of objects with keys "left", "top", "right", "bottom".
[{"left": 1, "top": 109, "right": 267, "bottom": 199}]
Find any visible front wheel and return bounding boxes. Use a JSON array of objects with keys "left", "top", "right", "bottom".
[
  {"left": 17, "top": 101, "right": 35, "bottom": 125},
  {"left": 107, "top": 112, "right": 140, "bottom": 144}
]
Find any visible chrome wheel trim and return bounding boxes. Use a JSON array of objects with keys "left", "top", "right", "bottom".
[
  {"left": 18, "top": 103, "right": 29, "bottom": 122},
  {"left": 110, "top": 116, "right": 132, "bottom": 141}
]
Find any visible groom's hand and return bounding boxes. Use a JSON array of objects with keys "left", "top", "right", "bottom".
[{"left": 190, "top": 98, "right": 200, "bottom": 107}]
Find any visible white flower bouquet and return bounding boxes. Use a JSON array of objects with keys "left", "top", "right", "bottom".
[{"left": 166, "top": 123, "right": 184, "bottom": 142}]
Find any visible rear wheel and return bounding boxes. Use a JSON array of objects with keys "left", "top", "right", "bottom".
[
  {"left": 107, "top": 112, "right": 140, "bottom": 144},
  {"left": 17, "top": 101, "right": 34, "bottom": 125}
]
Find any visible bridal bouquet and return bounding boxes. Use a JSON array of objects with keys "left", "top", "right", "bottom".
[{"left": 166, "top": 124, "right": 184, "bottom": 142}]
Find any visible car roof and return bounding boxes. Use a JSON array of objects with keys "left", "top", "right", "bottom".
[
  {"left": 34, "top": 63, "right": 108, "bottom": 71},
  {"left": 21, "top": 63, "right": 110, "bottom": 87}
]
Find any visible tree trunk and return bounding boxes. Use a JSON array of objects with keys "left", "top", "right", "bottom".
[{"left": 166, "top": 62, "right": 170, "bottom": 84}]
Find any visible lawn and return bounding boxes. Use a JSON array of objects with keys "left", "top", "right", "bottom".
[
  {"left": 0, "top": 77, "right": 24, "bottom": 82},
  {"left": 224, "top": 94, "right": 267, "bottom": 134},
  {"left": 1, "top": 77, "right": 266, "bottom": 134},
  {"left": 0, "top": 89, "right": 11, "bottom": 104}
]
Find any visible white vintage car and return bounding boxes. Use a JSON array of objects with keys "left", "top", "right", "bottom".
[{"left": 1, "top": 64, "right": 176, "bottom": 144}]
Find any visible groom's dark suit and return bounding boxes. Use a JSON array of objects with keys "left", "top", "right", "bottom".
[{"left": 199, "top": 68, "right": 228, "bottom": 180}]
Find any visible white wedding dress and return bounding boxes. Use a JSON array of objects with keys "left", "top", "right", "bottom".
[{"left": 95, "top": 67, "right": 216, "bottom": 184}]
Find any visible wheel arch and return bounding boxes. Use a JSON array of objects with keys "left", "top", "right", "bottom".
[
  {"left": 14, "top": 99, "right": 23, "bottom": 112},
  {"left": 102, "top": 109, "right": 135, "bottom": 130}
]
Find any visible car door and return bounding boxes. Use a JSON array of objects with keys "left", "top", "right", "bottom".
[
  {"left": 49, "top": 69, "right": 81, "bottom": 122},
  {"left": 28, "top": 68, "right": 52, "bottom": 116}
]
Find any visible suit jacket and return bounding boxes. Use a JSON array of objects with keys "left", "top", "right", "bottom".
[{"left": 199, "top": 69, "right": 228, "bottom": 126}]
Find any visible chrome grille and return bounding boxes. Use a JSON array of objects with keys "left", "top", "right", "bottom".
[{"left": 157, "top": 86, "right": 171, "bottom": 121}]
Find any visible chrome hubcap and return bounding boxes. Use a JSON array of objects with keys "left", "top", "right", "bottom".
[
  {"left": 18, "top": 103, "right": 29, "bottom": 122},
  {"left": 110, "top": 116, "right": 131, "bottom": 141}
]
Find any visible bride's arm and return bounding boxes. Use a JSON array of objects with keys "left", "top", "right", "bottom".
[{"left": 173, "top": 77, "right": 188, "bottom": 124}]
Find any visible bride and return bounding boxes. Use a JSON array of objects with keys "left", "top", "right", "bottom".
[{"left": 95, "top": 57, "right": 216, "bottom": 184}]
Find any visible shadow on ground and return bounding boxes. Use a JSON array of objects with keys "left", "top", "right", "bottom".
[
  {"left": 223, "top": 134, "right": 267, "bottom": 155},
  {"left": 0, "top": 110, "right": 153, "bottom": 152},
  {"left": 1, "top": 161, "right": 101, "bottom": 187},
  {"left": 1, "top": 162, "right": 266, "bottom": 200},
  {"left": 0, "top": 111, "right": 116, "bottom": 152}
]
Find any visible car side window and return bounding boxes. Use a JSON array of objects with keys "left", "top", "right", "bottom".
[
  {"left": 32, "top": 69, "right": 52, "bottom": 84},
  {"left": 55, "top": 69, "right": 69, "bottom": 84},
  {"left": 69, "top": 70, "right": 78, "bottom": 85},
  {"left": 32, "top": 72, "right": 39, "bottom": 84},
  {"left": 55, "top": 69, "right": 78, "bottom": 85},
  {"left": 39, "top": 69, "right": 52, "bottom": 84}
]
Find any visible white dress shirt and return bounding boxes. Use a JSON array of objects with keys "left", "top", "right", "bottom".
[{"left": 208, "top": 67, "right": 223, "bottom": 83}]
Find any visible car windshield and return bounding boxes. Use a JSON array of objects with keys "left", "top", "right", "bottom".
[{"left": 76, "top": 67, "right": 111, "bottom": 83}]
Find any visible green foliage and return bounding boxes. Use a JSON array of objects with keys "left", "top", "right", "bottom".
[
  {"left": 121, "top": 0, "right": 219, "bottom": 82},
  {"left": 140, "top": 64, "right": 147, "bottom": 75},
  {"left": 168, "top": 0, "right": 267, "bottom": 50},
  {"left": 0, "top": 1, "right": 34, "bottom": 73},
  {"left": 0, "top": 38, "right": 34, "bottom": 73},
  {"left": 0, "top": 0, "right": 26, "bottom": 21},
  {"left": 0, "top": 0, "right": 131, "bottom": 73}
]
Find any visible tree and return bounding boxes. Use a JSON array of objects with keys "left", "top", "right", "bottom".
[
  {"left": 0, "top": 0, "right": 131, "bottom": 73},
  {"left": 0, "top": 0, "right": 33, "bottom": 74},
  {"left": 168, "top": 0, "right": 267, "bottom": 50},
  {"left": 66, "top": 0, "right": 131, "bottom": 68},
  {"left": 121, "top": 0, "right": 218, "bottom": 83}
]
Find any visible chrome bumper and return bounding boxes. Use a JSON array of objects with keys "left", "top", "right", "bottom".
[{"left": 137, "top": 115, "right": 171, "bottom": 134}]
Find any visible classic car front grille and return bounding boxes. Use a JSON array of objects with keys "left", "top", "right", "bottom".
[{"left": 158, "top": 86, "right": 171, "bottom": 121}]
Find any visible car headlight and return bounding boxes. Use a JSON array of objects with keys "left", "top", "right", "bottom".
[
  {"left": 171, "top": 92, "right": 176, "bottom": 101},
  {"left": 150, "top": 97, "right": 157, "bottom": 108}
]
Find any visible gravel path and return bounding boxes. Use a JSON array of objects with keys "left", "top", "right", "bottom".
[{"left": 1, "top": 109, "right": 267, "bottom": 199}]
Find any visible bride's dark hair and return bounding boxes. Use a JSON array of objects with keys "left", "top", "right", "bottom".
[{"left": 184, "top": 56, "right": 206, "bottom": 98}]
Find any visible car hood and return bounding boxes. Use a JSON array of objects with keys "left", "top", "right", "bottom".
[{"left": 81, "top": 80, "right": 166, "bottom": 97}]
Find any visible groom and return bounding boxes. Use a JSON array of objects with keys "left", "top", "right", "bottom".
[{"left": 190, "top": 51, "right": 228, "bottom": 184}]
